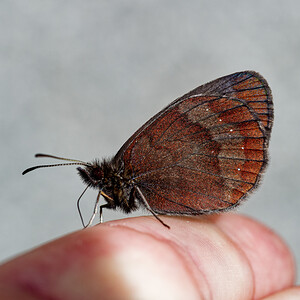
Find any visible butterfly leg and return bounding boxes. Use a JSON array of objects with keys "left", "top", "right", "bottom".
[
  {"left": 99, "top": 191, "right": 115, "bottom": 224},
  {"left": 99, "top": 203, "right": 112, "bottom": 223},
  {"left": 84, "top": 190, "right": 102, "bottom": 228},
  {"left": 135, "top": 186, "right": 170, "bottom": 229}
]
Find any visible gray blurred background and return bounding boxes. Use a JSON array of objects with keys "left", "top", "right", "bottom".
[{"left": 1, "top": 0, "right": 299, "bottom": 282}]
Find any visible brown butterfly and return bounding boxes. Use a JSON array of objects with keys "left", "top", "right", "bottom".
[{"left": 23, "top": 71, "right": 273, "bottom": 228}]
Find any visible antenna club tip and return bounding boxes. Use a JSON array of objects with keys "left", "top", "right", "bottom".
[{"left": 22, "top": 167, "right": 35, "bottom": 175}]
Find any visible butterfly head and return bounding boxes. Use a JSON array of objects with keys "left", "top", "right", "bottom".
[{"left": 77, "top": 160, "right": 104, "bottom": 188}]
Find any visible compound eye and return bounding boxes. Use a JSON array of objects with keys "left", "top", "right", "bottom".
[{"left": 91, "top": 167, "right": 104, "bottom": 181}]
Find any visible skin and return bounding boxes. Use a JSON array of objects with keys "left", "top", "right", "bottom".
[{"left": 0, "top": 214, "right": 298, "bottom": 300}]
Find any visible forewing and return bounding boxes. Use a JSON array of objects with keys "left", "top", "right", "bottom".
[{"left": 114, "top": 71, "right": 273, "bottom": 164}]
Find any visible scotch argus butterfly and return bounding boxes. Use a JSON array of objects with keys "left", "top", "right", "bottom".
[{"left": 23, "top": 71, "right": 273, "bottom": 228}]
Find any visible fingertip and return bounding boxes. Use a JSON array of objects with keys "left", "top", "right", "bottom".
[{"left": 0, "top": 215, "right": 296, "bottom": 300}]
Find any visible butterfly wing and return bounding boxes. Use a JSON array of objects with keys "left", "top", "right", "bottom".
[{"left": 115, "top": 71, "right": 273, "bottom": 214}]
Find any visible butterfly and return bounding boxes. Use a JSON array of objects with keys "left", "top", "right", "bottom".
[{"left": 23, "top": 71, "right": 273, "bottom": 229}]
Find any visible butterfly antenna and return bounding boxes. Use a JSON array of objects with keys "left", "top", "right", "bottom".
[
  {"left": 22, "top": 153, "right": 89, "bottom": 175},
  {"left": 35, "top": 153, "right": 86, "bottom": 163}
]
